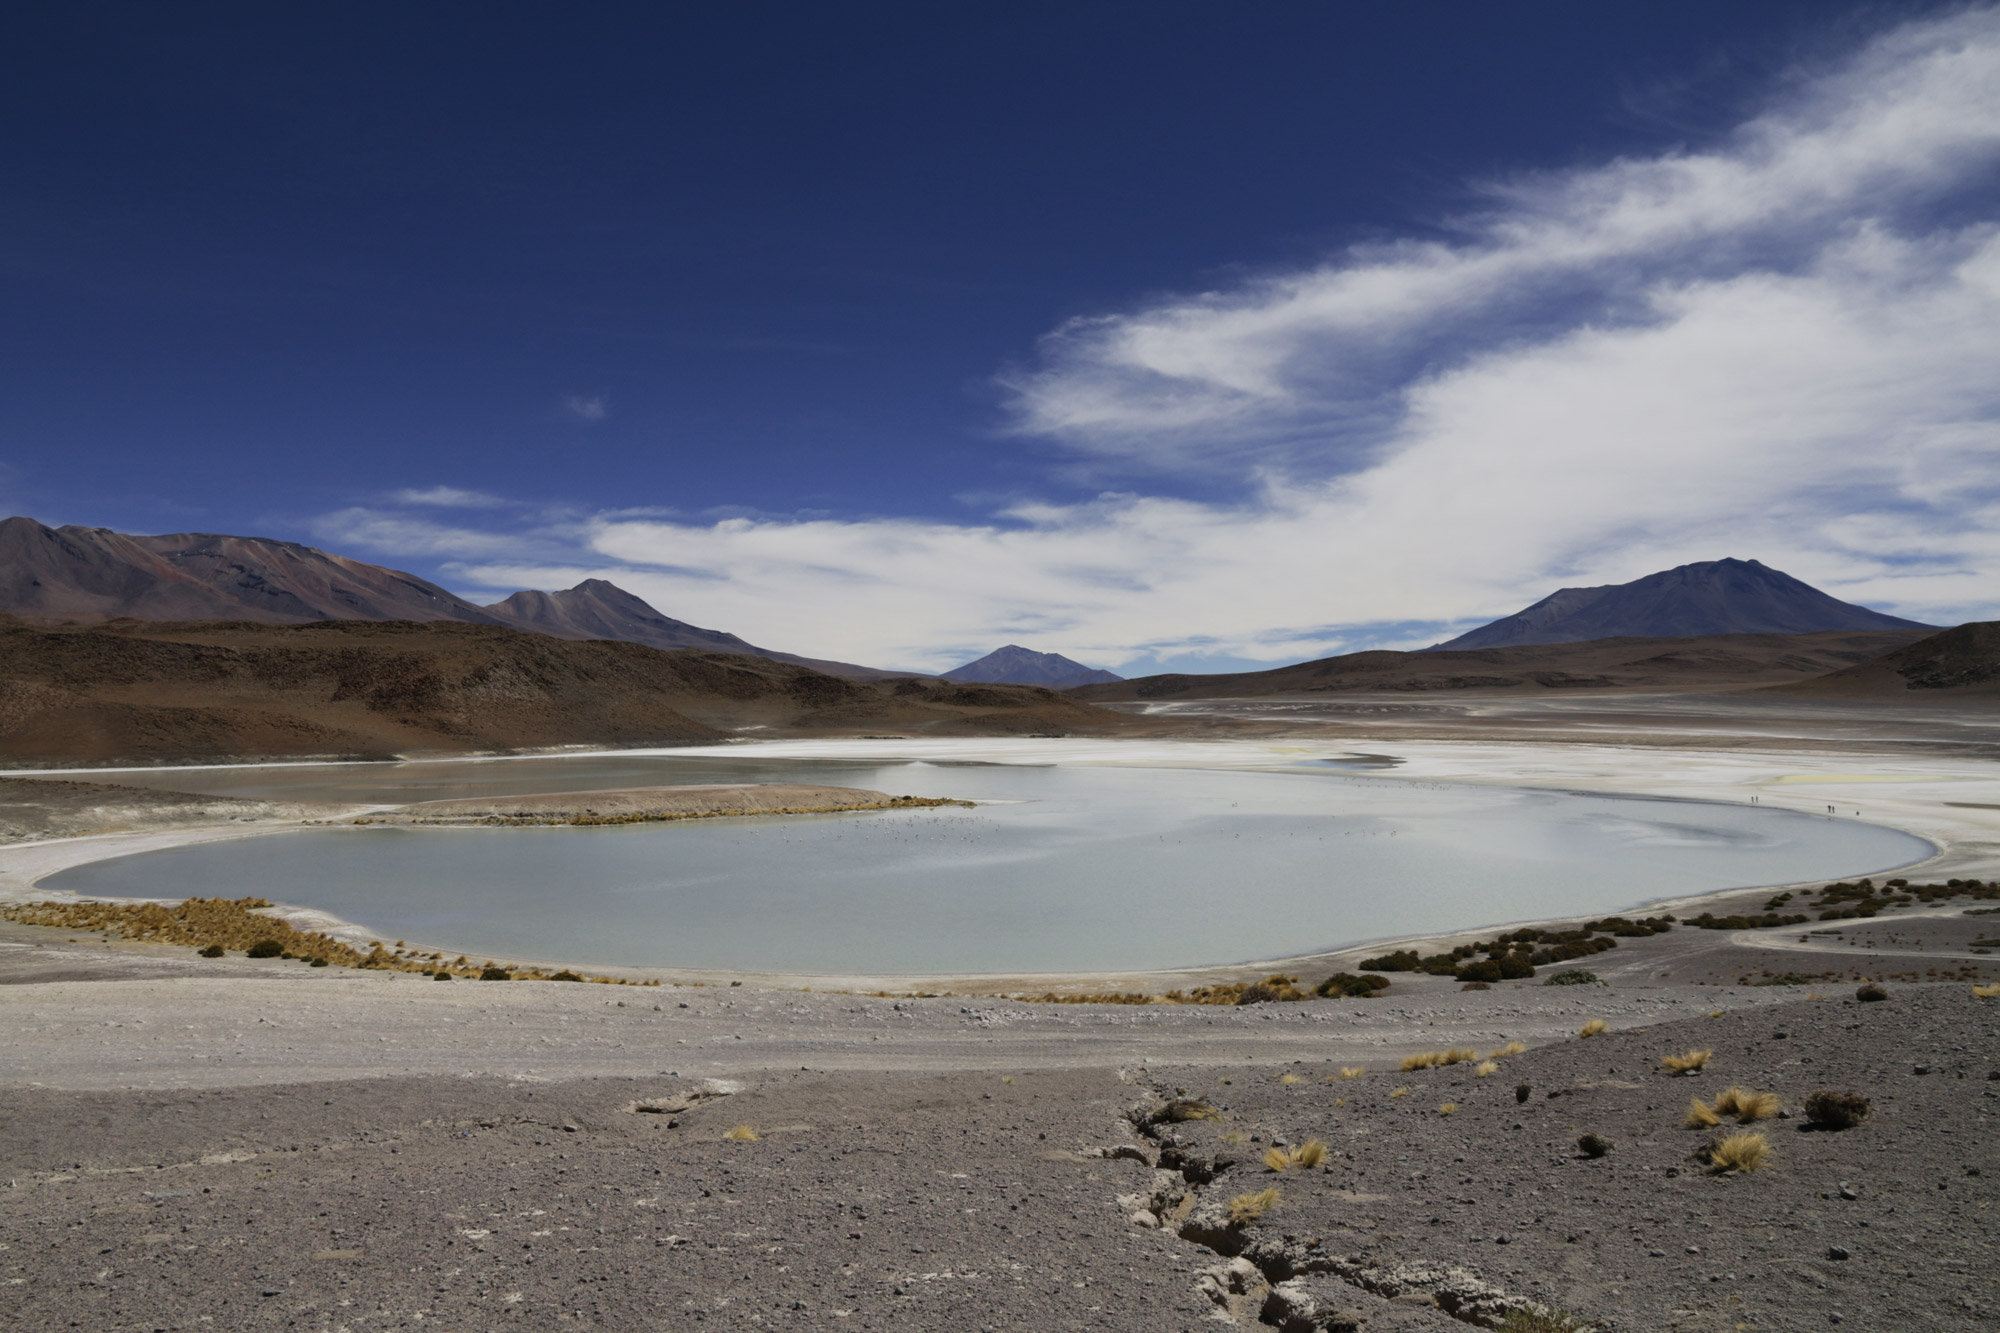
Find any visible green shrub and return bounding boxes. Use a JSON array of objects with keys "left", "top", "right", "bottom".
[
  {"left": 1577, "top": 1132, "right": 1612, "bottom": 1158},
  {"left": 1455, "top": 959, "right": 1504, "bottom": 984},
  {"left": 432, "top": 970, "right": 453, "bottom": 981},
  {"left": 1314, "top": 971, "right": 1389, "bottom": 998},
  {"left": 1543, "top": 970, "right": 1598, "bottom": 986},
  {"left": 1856, "top": 983, "right": 1888, "bottom": 1002},
  {"left": 480, "top": 966, "right": 512, "bottom": 981},
  {"left": 246, "top": 939, "right": 284, "bottom": 959},
  {"left": 551, "top": 970, "right": 584, "bottom": 982},
  {"left": 309, "top": 957, "right": 329, "bottom": 967},
  {"left": 198, "top": 944, "right": 225, "bottom": 958}
]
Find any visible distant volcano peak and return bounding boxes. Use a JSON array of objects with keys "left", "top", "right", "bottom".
[
  {"left": 1430, "top": 558, "right": 1931, "bottom": 651},
  {"left": 942, "top": 644, "right": 1122, "bottom": 688}
]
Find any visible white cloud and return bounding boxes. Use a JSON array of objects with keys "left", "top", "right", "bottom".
[
  {"left": 331, "top": 9, "right": 2000, "bottom": 670},
  {"left": 564, "top": 395, "right": 608, "bottom": 422}
]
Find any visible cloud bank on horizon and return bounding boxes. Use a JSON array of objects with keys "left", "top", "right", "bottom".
[{"left": 320, "top": 8, "right": 2000, "bottom": 673}]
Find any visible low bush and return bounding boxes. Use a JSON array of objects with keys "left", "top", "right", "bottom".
[
  {"left": 309, "top": 957, "right": 328, "bottom": 967},
  {"left": 1684, "top": 1098, "right": 1722, "bottom": 1128},
  {"left": 480, "top": 966, "right": 512, "bottom": 981},
  {"left": 1662, "top": 1048, "right": 1712, "bottom": 1073},
  {"left": 1856, "top": 983, "right": 1888, "bottom": 1001},
  {"left": 1577, "top": 1132, "right": 1611, "bottom": 1158},
  {"left": 1803, "top": 1089, "right": 1871, "bottom": 1130},
  {"left": 1733, "top": 1090, "right": 1781, "bottom": 1122},
  {"left": 432, "top": 970, "right": 452, "bottom": 981},
  {"left": 1543, "top": 970, "right": 1599, "bottom": 986},
  {"left": 1474, "top": 1060, "right": 1499, "bottom": 1078},
  {"left": 1578, "top": 1019, "right": 1609, "bottom": 1038},
  {"left": 1460, "top": 981, "right": 1491, "bottom": 991},
  {"left": 1314, "top": 972, "right": 1389, "bottom": 999},
  {"left": 198, "top": 944, "right": 225, "bottom": 958},
  {"left": 246, "top": 939, "right": 284, "bottom": 959},
  {"left": 1515, "top": 1082, "right": 1531, "bottom": 1103},
  {"left": 550, "top": 970, "right": 583, "bottom": 982},
  {"left": 1151, "top": 1099, "right": 1222, "bottom": 1124}
]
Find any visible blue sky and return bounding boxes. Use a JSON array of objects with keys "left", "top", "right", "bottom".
[{"left": 5, "top": 2, "right": 1997, "bottom": 673}]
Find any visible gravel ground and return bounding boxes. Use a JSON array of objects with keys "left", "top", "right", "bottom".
[{"left": 3, "top": 986, "right": 1994, "bottom": 1332}]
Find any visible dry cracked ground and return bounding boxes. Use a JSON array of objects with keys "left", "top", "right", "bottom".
[{"left": 2, "top": 983, "right": 1996, "bottom": 1332}]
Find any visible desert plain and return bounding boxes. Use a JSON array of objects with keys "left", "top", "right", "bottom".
[{"left": 2, "top": 691, "right": 1997, "bottom": 1332}]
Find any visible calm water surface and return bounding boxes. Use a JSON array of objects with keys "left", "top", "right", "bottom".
[{"left": 46, "top": 755, "right": 1929, "bottom": 974}]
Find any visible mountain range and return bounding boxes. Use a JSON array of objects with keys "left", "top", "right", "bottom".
[
  {"left": 0, "top": 517, "right": 904, "bottom": 679},
  {"left": 1431, "top": 558, "right": 1930, "bottom": 650},
  {"left": 942, "top": 644, "right": 1121, "bottom": 688}
]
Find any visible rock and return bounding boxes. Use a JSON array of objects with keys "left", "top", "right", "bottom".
[
  {"left": 1828, "top": 1246, "right": 1851, "bottom": 1261},
  {"left": 1838, "top": 1182, "right": 1860, "bottom": 1201},
  {"left": 1129, "top": 1210, "right": 1159, "bottom": 1229}
]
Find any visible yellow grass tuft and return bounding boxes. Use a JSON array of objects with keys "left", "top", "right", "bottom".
[
  {"left": 1707, "top": 1131, "right": 1771, "bottom": 1173},
  {"left": 1708, "top": 1009, "right": 1724, "bottom": 1018},
  {"left": 1279, "top": 1073, "right": 1304, "bottom": 1085},
  {"left": 1389, "top": 1086, "right": 1410, "bottom": 1099},
  {"left": 1439, "top": 1103, "right": 1458, "bottom": 1116},
  {"left": 723, "top": 1125, "right": 759, "bottom": 1141},
  {"left": 1662, "top": 1048, "right": 1712, "bottom": 1073},
  {"left": 1264, "top": 1146, "right": 1291, "bottom": 1172},
  {"left": 1489, "top": 1041, "right": 1526, "bottom": 1058},
  {"left": 1156, "top": 1099, "right": 1223, "bottom": 1123},
  {"left": 1293, "top": 1139, "right": 1328, "bottom": 1169},
  {"left": 1339, "top": 1067, "right": 1365, "bottom": 1079},
  {"left": 1333, "top": 1097, "right": 1346, "bottom": 1108},
  {"left": 1401, "top": 1046, "right": 1479, "bottom": 1071},
  {"left": 1578, "top": 1019, "right": 1609, "bottom": 1038},
  {"left": 1684, "top": 1098, "right": 1722, "bottom": 1128},
  {"left": 1974, "top": 983, "right": 2000, "bottom": 998},
  {"left": 1712, "top": 1086, "right": 1748, "bottom": 1116},
  {"left": 1474, "top": 1060, "right": 1500, "bottom": 1078},
  {"left": 1227, "top": 1187, "right": 1281, "bottom": 1224},
  {"left": 1221, "top": 1130, "right": 1248, "bottom": 1145},
  {"left": 1733, "top": 1090, "right": 1781, "bottom": 1123}
]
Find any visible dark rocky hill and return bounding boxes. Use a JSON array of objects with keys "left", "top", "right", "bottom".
[
  {"left": 1765, "top": 620, "right": 2000, "bottom": 697},
  {"left": 1067, "top": 628, "right": 1932, "bottom": 702},
  {"left": 943, "top": 644, "right": 1121, "bottom": 688},
  {"left": 1431, "top": 558, "right": 1930, "bottom": 650},
  {"left": 0, "top": 617, "right": 1131, "bottom": 766}
]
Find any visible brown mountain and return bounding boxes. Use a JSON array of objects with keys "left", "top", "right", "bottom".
[
  {"left": 0, "top": 515, "right": 503, "bottom": 625},
  {"left": 0, "top": 616, "right": 1127, "bottom": 766},
  {"left": 483, "top": 579, "right": 913, "bottom": 680},
  {"left": 1067, "top": 628, "right": 1937, "bottom": 702},
  {"left": 1763, "top": 621, "right": 2000, "bottom": 698},
  {"left": 0, "top": 516, "right": 905, "bottom": 679}
]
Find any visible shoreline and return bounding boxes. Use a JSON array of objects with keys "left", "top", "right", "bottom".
[{"left": 4, "top": 735, "right": 1992, "bottom": 992}]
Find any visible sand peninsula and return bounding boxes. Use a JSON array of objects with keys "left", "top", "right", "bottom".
[{"left": 3, "top": 732, "right": 1998, "bottom": 1332}]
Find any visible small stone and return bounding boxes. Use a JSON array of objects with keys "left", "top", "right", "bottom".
[
  {"left": 260, "top": 1288, "right": 280, "bottom": 1298},
  {"left": 1649, "top": 1248, "right": 1667, "bottom": 1257},
  {"left": 1130, "top": 1210, "right": 1159, "bottom": 1229},
  {"left": 1913, "top": 1065, "right": 1930, "bottom": 1076},
  {"left": 1827, "top": 1246, "right": 1850, "bottom": 1261},
  {"left": 1686, "top": 1245, "right": 1701, "bottom": 1254},
  {"left": 1838, "top": 1182, "right": 1860, "bottom": 1201}
]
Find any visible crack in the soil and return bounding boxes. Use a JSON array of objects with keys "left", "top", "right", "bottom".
[{"left": 1108, "top": 1078, "right": 1580, "bottom": 1331}]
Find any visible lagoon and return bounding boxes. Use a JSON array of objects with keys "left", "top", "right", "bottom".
[{"left": 41, "top": 751, "right": 1931, "bottom": 974}]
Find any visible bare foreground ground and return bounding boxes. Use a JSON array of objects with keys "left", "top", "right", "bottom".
[{"left": 3, "top": 694, "right": 1999, "bottom": 1331}]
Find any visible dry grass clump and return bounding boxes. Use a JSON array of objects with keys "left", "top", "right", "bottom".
[
  {"left": 0, "top": 897, "right": 651, "bottom": 984},
  {"left": 1439, "top": 1103, "right": 1458, "bottom": 1116},
  {"left": 1388, "top": 1086, "right": 1410, "bottom": 1099},
  {"left": 1709, "top": 1086, "right": 1781, "bottom": 1122},
  {"left": 1684, "top": 1097, "right": 1723, "bottom": 1128},
  {"left": 1227, "top": 1187, "right": 1280, "bottom": 1224},
  {"left": 722, "top": 1125, "right": 759, "bottom": 1141},
  {"left": 1661, "top": 1048, "right": 1712, "bottom": 1073},
  {"left": 1278, "top": 1073, "right": 1304, "bottom": 1086},
  {"left": 1266, "top": 1139, "right": 1329, "bottom": 1171},
  {"left": 1401, "top": 1047, "right": 1478, "bottom": 1070},
  {"left": 1489, "top": 1041, "right": 1526, "bottom": 1058},
  {"left": 1152, "top": 1099, "right": 1222, "bottom": 1124},
  {"left": 1576, "top": 1132, "right": 1611, "bottom": 1158},
  {"left": 1706, "top": 1130, "right": 1771, "bottom": 1173},
  {"left": 1973, "top": 983, "right": 2000, "bottom": 998},
  {"left": 1338, "top": 1067, "right": 1365, "bottom": 1079},
  {"left": 1856, "top": 982, "right": 1889, "bottom": 1002},
  {"left": 1578, "top": 1018, "right": 1609, "bottom": 1038},
  {"left": 1474, "top": 1060, "right": 1500, "bottom": 1078}
]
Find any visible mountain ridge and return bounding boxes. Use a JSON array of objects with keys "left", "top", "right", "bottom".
[{"left": 0, "top": 516, "right": 908, "bottom": 680}]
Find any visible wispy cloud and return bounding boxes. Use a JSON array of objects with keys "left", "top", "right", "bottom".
[
  {"left": 564, "top": 395, "right": 608, "bottom": 422},
  {"left": 388, "top": 485, "right": 513, "bottom": 509},
  {"left": 315, "top": 9, "right": 2000, "bottom": 671}
]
